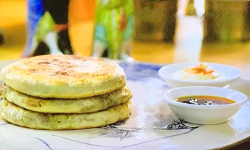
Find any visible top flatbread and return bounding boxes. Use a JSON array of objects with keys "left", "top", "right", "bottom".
[{"left": 1, "top": 55, "right": 126, "bottom": 98}]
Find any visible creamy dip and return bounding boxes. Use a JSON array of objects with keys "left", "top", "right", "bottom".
[{"left": 172, "top": 64, "right": 226, "bottom": 80}]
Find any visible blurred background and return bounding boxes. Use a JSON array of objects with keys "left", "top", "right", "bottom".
[{"left": 1, "top": 0, "right": 250, "bottom": 79}]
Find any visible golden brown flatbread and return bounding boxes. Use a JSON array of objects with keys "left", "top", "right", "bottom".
[
  {"left": 1, "top": 85, "right": 132, "bottom": 113},
  {"left": 0, "top": 99, "right": 131, "bottom": 130},
  {"left": 1, "top": 55, "right": 126, "bottom": 98}
]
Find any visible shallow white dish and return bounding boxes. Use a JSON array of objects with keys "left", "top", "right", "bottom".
[
  {"left": 165, "top": 86, "right": 248, "bottom": 124},
  {"left": 158, "top": 62, "right": 241, "bottom": 87}
]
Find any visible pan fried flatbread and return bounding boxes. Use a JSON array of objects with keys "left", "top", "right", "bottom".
[
  {"left": 1, "top": 85, "right": 132, "bottom": 113},
  {"left": 0, "top": 100, "right": 131, "bottom": 130},
  {"left": 1, "top": 55, "right": 126, "bottom": 98}
]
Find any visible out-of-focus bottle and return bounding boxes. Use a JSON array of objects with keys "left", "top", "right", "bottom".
[
  {"left": 23, "top": 0, "right": 74, "bottom": 57},
  {"left": 203, "top": 0, "right": 250, "bottom": 43},
  {"left": 91, "top": 0, "right": 134, "bottom": 61},
  {"left": 133, "top": 0, "right": 177, "bottom": 43}
]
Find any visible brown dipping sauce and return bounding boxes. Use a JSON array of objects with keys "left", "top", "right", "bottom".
[{"left": 175, "top": 95, "right": 236, "bottom": 105}]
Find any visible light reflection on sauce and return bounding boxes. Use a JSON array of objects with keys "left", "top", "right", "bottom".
[{"left": 175, "top": 95, "right": 236, "bottom": 105}]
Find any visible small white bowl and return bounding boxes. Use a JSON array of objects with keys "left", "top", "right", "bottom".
[
  {"left": 158, "top": 62, "right": 241, "bottom": 88},
  {"left": 164, "top": 86, "right": 248, "bottom": 124}
]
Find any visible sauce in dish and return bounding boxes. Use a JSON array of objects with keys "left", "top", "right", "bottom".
[
  {"left": 175, "top": 95, "right": 236, "bottom": 105},
  {"left": 172, "top": 64, "right": 226, "bottom": 80}
]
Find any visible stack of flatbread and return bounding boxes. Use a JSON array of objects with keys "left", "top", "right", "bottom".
[{"left": 0, "top": 55, "right": 132, "bottom": 130}]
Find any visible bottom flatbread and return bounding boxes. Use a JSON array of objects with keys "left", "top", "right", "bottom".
[{"left": 0, "top": 100, "right": 131, "bottom": 130}]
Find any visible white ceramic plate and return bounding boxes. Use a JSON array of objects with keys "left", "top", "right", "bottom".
[
  {"left": 158, "top": 62, "right": 241, "bottom": 87},
  {"left": 0, "top": 61, "right": 249, "bottom": 150}
]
